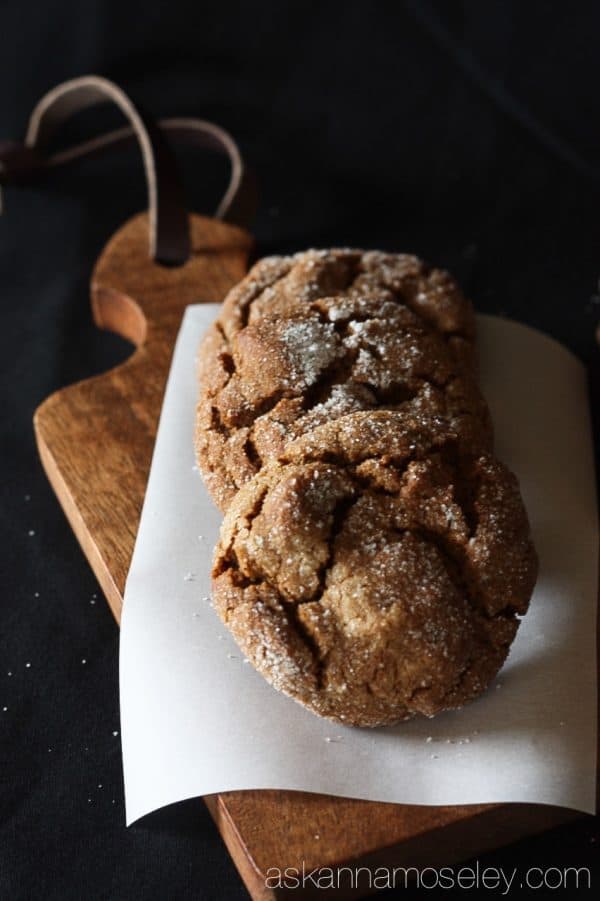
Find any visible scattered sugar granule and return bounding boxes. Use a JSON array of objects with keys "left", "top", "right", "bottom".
[
  {"left": 7, "top": 672, "right": 12, "bottom": 677},
  {"left": 90, "top": 599, "right": 96, "bottom": 606},
  {"left": 25, "top": 663, "right": 31, "bottom": 668},
  {"left": 98, "top": 784, "right": 103, "bottom": 789},
  {"left": 2, "top": 707, "right": 7, "bottom": 712},
  {"left": 280, "top": 319, "right": 340, "bottom": 388},
  {"left": 81, "top": 659, "right": 87, "bottom": 665},
  {"left": 430, "top": 754, "right": 439, "bottom": 760},
  {"left": 28, "top": 530, "right": 35, "bottom": 537},
  {"left": 183, "top": 572, "right": 195, "bottom": 582},
  {"left": 425, "top": 736, "right": 433, "bottom": 743},
  {"left": 314, "top": 834, "right": 320, "bottom": 840},
  {"left": 24, "top": 494, "right": 31, "bottom": 501},
  {"left": 112, "top": 731, "right": 119, "bottom": 737},
  {"left": 34, "top": 592, "right": 40, "bottom": 598}
]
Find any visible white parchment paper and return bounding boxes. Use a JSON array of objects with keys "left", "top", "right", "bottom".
[{"left": 120, "top": 305, "right": 598, "bottom": 824}]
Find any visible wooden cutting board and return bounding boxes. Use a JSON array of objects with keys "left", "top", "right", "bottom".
[{"left": 33, "top": 212, "right": 581, "bottom": 900}]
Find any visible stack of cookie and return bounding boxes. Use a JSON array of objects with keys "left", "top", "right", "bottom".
[{"left": 196, "top": 250, "right": 537, "bottom": 726}]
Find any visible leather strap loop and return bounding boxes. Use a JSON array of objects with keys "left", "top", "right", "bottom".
[{"left": 0, "top": 75, "right": 252, "bottom": 265}]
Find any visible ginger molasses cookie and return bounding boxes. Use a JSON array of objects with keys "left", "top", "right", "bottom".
[
  {"left": 211, "top": 420, "right": 537, "bottom": 725},
  {"left": 196, "top": 261, "right": 489, "bottom": 510}
]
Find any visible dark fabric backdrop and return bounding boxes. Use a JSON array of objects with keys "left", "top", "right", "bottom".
[{"left": 0, "top": 1, "right": 598, "bottom": 898}]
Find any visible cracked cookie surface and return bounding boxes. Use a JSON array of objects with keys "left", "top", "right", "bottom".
[
  {"left": 196, "top": 251, "right": 489, "bottom": 510},
  {"left": 197, "top": 249, "right": 537, "bottom": 725},
  {"left": 212, "top": 423, "right": 537, "bottom": 725}
]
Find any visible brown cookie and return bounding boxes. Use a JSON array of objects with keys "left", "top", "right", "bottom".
[
  {"left": 196, "top": 283, "right": 490, "bottom": 510},
  {"left": 212, "top": 427, "right": 537, "bottom": 726},
  {"left": 218, "top": 248, "right": 475, "bottom": 343}
]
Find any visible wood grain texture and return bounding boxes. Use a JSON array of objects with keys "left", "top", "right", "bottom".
[
  {"left": 35, "top": 212, "right": 253, "bottom": 619},
  {"left": 33, "top": 213, "right": 581, "bottom": 900}
]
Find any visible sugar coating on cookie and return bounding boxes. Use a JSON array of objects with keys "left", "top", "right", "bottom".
[
  {"left": 197, "top": 249, "right": 538, "bottom": 726},
  {"left": 212, "top": 415, "right": 537, "bottom": 726},
  {"left": 196, "top": 250, "right": 487, "bottom": 511}
]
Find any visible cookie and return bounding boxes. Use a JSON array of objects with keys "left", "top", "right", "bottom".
[
  {"left": 212, "top": 417, "right": 537, "bottom": 725},
  {"left": 196, "top": 270, "right": 490, "bottom": 510},
  {"left": 218, "top": 248, "right": 475, "bottom": 344}
]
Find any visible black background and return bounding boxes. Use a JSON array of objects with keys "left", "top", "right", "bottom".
[{"left": 1, "top": 1, "right": 599, "bottom": 898}]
